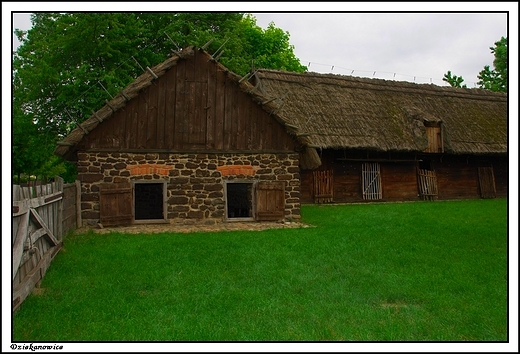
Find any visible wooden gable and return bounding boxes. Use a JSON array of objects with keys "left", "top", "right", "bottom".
[{"left": 75, "top": 50, "right": 296, "bottom": 154}]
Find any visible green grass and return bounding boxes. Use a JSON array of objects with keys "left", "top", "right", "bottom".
[{"left": 12, "top": 199, "right": 508, "bottom": 341}]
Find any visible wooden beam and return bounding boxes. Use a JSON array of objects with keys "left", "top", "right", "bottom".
[
  {"left": 29, "top": 209, "right": 59, "bottom": 247},
  {"left": 91, "top": 109, "right": 104, "bottom": 122},
  {"left": 146, "top": 66, "right": 158, "bottom": 79},
  {"left": 12, "top": 211, "right": 30, "bottom": 279},
  {"left": 336, "top": 158, "right": 422, "bottom": 163}
]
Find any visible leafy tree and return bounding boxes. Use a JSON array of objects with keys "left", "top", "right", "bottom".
[
  {"left": 477, "top": 36, "right": 507, "bottom": 92},
  {"left": 443, "top": 36, "right": 507, "bottom": 92},
  {"left": 12, "top": 13, "right": 307, "bottom": 182},
  {"left": 442, "top": 71, "right": 467, "bottom": 88}
]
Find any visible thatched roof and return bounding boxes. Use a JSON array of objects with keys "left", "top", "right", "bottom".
[{"left": 252, "top": 69, "right": 508, "bottom": 155}]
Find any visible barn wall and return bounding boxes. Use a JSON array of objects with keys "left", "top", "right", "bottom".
[
  {"left": 434, "top": 154, "right": 508, "bottom": 200},
  {"left": 77, "top": 151, "right": 300, "bottom": 225},
  {"left": 76, "top": 50, "right": 296, "bottom": 153},
  {"left": 300, "top": 149, "right": 508, "bottom": 204},
  {"left": 493, "top": 155, "right": 508, "bottom": 197}
]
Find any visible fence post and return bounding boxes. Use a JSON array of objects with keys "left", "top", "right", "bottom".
[{"left": 75, "top": 180, "right": 82, "bottom": 228}]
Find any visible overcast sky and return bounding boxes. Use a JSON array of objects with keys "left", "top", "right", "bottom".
[{"left": 8, "top": 4, "right": 515, "bottom": 87}]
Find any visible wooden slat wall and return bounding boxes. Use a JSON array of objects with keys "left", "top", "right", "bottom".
[
  {"left": 478, "top": 167, "right": 496, "bottom": 198},
  {"left": 80, "top": 50, "right": 296, "bottom": 153},
  {"left": 313, "top": 170, "right": 333, "bottom": 203}
]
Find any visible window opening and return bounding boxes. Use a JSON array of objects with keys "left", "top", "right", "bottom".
[
  {"left": 419, "top": 159, "right": 433, "bottom": 171},
  {"left": 226, "top": 182, "right": 254, "bottom": 219},
  {"left": 134, "top": 183, "right": 164, "bottom": 220}
]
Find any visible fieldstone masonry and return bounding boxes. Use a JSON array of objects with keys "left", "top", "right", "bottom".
[{"left": 77, "top": 152, "right": 301, "bottom": 226}]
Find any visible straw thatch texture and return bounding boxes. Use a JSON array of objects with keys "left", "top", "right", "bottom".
[{"left": 253, "top": 70, "right": 507, "bottom": 155}]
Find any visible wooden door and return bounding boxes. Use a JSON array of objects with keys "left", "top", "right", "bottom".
[
  {"left": 417, "top": 168, "right": 438, "bottom": 200},
  {"left": 313, "top": 170, "right": 333, "bottom": 203},
  {"left": 100, "top": 182, "right": 133, "bottom": 226},
  {"left": 478, "top": 167, "right": 496, "bottom": 199},
  {"left": 256, "top": 181, "right": 285, "bottom": 221},
  {"left": 362, "top": 163, "right": 382, "bottom": 200}
]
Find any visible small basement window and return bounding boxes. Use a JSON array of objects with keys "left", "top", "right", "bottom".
[
  {"left": 225, "top": 181, "right": 255, "bottom": 221},
  {"left": 133, "top": 182, "right": 167, "bottom": 222}
]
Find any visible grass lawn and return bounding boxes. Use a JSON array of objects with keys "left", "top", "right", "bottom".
[{"left": 12, "top": 199, "right": 508, "bottom": 341}]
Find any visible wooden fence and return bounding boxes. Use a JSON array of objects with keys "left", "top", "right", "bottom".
[{"left": 12, "top": 178, "right": 81, "bottom": 312}]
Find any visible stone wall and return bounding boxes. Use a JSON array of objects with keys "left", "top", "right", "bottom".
[{"left": 77, "top": 152, "right": 300, "bottom": 226}]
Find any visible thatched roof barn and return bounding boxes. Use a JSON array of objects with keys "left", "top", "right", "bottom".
[{"left": 251, "top": 69, "right": 507, "bottom": 166}]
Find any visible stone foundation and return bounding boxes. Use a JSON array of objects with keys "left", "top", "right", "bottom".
[{"left": 77, "top": 152, "right": 301, "bottom": 226}]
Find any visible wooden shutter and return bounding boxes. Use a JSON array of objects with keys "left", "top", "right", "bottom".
[
  {"left": 478, "top": 167, "right": 496, "bottom": 199},
  {"left": 256, "top": 181, "right": 285, "bottom": 221},
  {"left": 417, "top": 168, "right": 438, "bottom": 200},
  {"left": 99, "top": 182, "right": 133, "bottom": 226},
  {"left": 362, "top": 163, "right": 382, "bottom": 200},
  {"left": 313, "top": 170, "right": 333, "bottom": 203}
]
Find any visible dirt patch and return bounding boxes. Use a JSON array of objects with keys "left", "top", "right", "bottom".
[{"left": 75, "top": 221, "right": 313, "bottom": 235}]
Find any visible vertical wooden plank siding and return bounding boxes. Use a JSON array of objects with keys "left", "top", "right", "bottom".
[
  {"left": 313, "top": 170, "right": 334, "bottom": 203},
  {"left": 146, "top": 79, "right": 158, "bottom": 148},
  {"left": 174, "top": 60, "right": 186, "bottom": 150},
  {"left": 362, "top": 162, "right": 382, "bottom": 200},
  {"left": 165, "top": 65, "right": 176, "bottom": 150},
  {"left": 478, "top": 167, "right": 496, "bottom": 198},
  {"left": 126, "top": 94, "right": 138, "bottom": 149},
  {"left": 77, "top": 50, "right": 296, "bottom": 153},
  {"left": 256, "top": 182, "right": 285, "bottom": 221},
  {"left": 156, "top": 65, "right": 167, "bottom": 149},
  {"left": 425, "top": 126, "right": 442, "bottom": 153},
  {"left": 206, "top": 57, "right": 215, "bottom": 149},
  {"left": 137, "top": 86, "right": 149, "bottom": 149},
  {"left": 214, "top": 65, "right": 225, "bottom": 150}
]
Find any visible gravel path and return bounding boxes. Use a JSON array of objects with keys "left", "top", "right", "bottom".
[{"left": 76, "top": 220, "right": 312, "bottom": 235}]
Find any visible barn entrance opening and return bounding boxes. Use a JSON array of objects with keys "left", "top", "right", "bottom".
[
  {"left": 134, "top": 182, "right": 165, "bottom": 220},
  {"left": 225, "top": 182, "right": 254, "bottom": 220}
]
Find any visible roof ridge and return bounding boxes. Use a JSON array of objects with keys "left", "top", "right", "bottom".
[{"left": 255, "top": 69, "right": 507, "bottom": 101}]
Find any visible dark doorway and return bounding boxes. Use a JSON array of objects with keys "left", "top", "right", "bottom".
[
  {"left": 134, "top": 183, "right": 164, "bottom": 220},
  {"left": 226, "top": 183, "right": 253, "bottom": 219}
]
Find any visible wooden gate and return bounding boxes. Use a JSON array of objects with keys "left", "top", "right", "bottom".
[
  {"left": 417, "top": 168, "right": 438, "bottom": 200},
  {"left": 12, "top": 178, "right": 64, "bottom": 312},
  {"left": 256, "top": 181, "right": 285, "bottom": 221},
  {"left": 313, "top": 170, "right": 333, "bottom": 203},
  {"left": 100, "top": 182, "right": 133, "bottom": 226},
  {"left": 362, "top": 163, "right": 382, "bottom": 200},
  {"left": 478, "top": 167, "right": 496, "bottom": 199}
]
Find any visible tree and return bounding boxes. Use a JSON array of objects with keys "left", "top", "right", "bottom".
[
  {"left": 477, "top": 36, "right": 507, "bottom": 92},
  {"left": 442, "top": 71, "right": 467, "bottom": 88},
  {"left": 443, "top": 36, "right": 507, "bottom": 92},
  {"left": 12, "top": 13, "right": 307, "bottom": 182}
]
